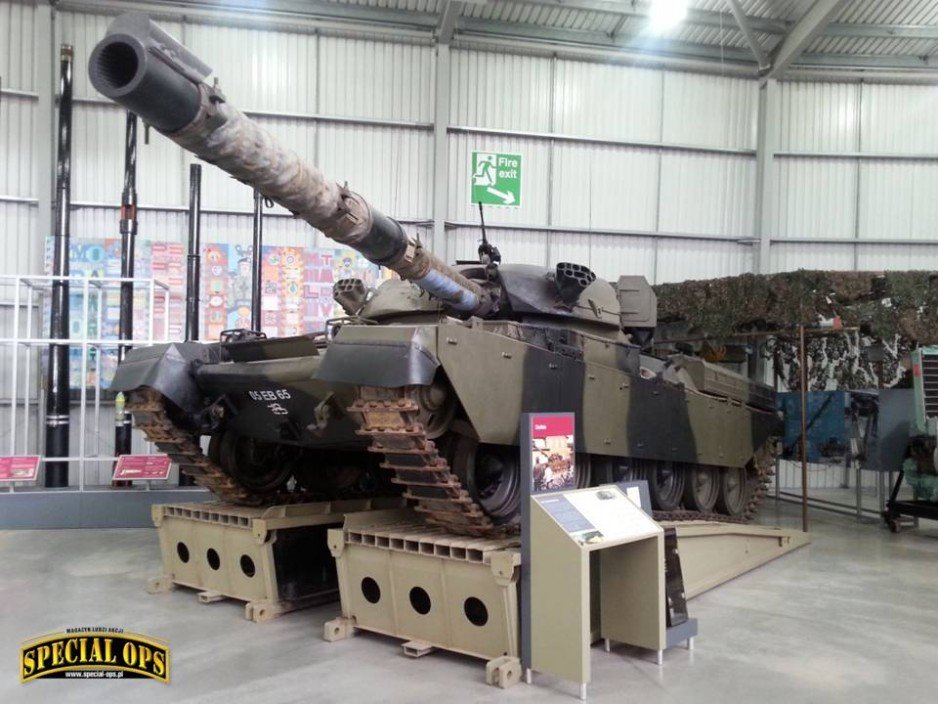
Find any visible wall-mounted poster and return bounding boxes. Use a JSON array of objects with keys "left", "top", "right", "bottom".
[
  {"left": 202, "top": 243, "right": 393, "bottom": 341},
  {"left": 46, "top": 236, "right": 394, "bottom": 389},
  {"left": 529, "top": 413, "right": 576, "bottom": 493},
  {"left": 44, "top": 237, "right": 186, "bottom": 390}
]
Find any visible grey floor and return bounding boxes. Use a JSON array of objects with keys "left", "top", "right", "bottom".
[{"left": 1, "top": 501, "right": 935, "bottom": 703}]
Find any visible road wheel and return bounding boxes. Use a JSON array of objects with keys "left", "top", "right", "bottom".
[
  {"left": 683, "top": 464, "right": 720, "bottom": 512},
  {"left": 647, "top": 461, "right": 685, "bottom": 511}
]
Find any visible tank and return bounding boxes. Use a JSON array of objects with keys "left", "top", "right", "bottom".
[{"left": 90, "top": 14, "right": 779, "bottom": 536}]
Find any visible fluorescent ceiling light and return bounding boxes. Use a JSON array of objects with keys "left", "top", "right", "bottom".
[{"left": 648, "top": 0, "right": 688, "bottom": 33}]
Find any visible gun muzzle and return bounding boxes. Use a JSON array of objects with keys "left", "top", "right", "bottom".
[{"left": 88, "top": 14, "right": 209, "bottom": 132}]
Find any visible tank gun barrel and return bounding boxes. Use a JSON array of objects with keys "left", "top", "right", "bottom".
[{"left": 89, "top": 13, "right": 485, "bottom": 314}]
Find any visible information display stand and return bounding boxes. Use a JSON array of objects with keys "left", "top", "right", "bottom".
[{"left": 527, "top": 485, "right": 665, "bottom": 699}]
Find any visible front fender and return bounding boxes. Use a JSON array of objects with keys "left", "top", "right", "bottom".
[
  {"left": 314, "top": 326, "right": 439, "bottom": 387},
  {"left": 111, "top": 342, "right": 214, "bottom": 415}
]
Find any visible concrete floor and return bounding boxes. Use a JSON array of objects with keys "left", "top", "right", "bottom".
[{"left": 1, "top": 501, "right": 934, "bottom": 703}]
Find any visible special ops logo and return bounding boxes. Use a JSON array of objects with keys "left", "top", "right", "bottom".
[{"left": 20, "top": 628, "right": 170, "bottom": 683}]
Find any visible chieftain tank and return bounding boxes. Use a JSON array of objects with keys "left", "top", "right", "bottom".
[{"left": 90, "top": 14, "right": 778, "bottom": 536}]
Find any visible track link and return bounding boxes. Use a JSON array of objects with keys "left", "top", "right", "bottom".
[
  {"left": 126, "top": 388, "right": 296, "bottom": 506},
  {"left": 350, "top": 386, "right": 506, "bottom": 537}
]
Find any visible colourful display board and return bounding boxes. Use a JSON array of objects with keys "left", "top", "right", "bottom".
[
  {"left": 47, "top": 237, "right": 391, "bottom": 389},
  {"left": 203, "top": 243, "right": 391, "bottom": 341},
  {"left": 44, "top": 238, "right": 186, "bottom": 390}
]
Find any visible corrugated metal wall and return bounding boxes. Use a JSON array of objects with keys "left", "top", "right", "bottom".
[
  {"left": 448, "top": 50, "right": 757, "bottom": 283},
  {"left": 0, "top": 0, "right": 38, "bottom": 280},
  {"left": 50, "top": 9, "right": 435, "bottom": 258},
  {"left": 771, "top": 80, "right": 938, "bottom": 272},
  {"left": 4, "top": 3, "right": 938, "bottom": 289}
]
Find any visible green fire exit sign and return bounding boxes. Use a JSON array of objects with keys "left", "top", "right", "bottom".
[{"left": 471, "top": 151, "right": 522, "bottom": 207}]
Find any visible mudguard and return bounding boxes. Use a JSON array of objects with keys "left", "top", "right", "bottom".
[
  {"left": 314, "top": 326, "right": 439, "bottom": 388},
  {"left": 111, "top": 342, "right": 214, "bottom": 415}
]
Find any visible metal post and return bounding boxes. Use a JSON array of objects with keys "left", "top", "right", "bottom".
[
  {"left": 799, "top": 324, "right": 809, "bottom": 532},
  {"left": 251, "top": 190, "right": 264, "bottom": 332},
  {"left": 753, "top": 79, "right": 778, "bottom": 275},
  {"left": 773, "top": 343, "right": 781, "bottom": 501},
  {"left": 185, "top": 164, "right": 202, "bottom": 341},
  {"left": 114, "top": 113, "right": 138, "bottom": 483},
  {"left": 44, "top": 45, "right": 73, "bottom": 488},
  {"left": 432, "top": 44, "right": 450, "bottom": 260}
]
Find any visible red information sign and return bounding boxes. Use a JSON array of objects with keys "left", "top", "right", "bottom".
[
  {"left": 0, "top": 456, "right": 40, "bottom": 482},
  {"left": 529, "top": 413, "right": 576, "bottom": 493},
  {"left": 112, "top": 454, "right": 172, "bottom": 481}
]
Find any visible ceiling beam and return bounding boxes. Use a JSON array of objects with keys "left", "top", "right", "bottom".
[
  {"left": 458, "top": 17, "right": 756, "bottom": 65},
  {"left": 104, "top": 0, "right": 440, "bottom": 30},
  {"left": 825, "top": 23, "right": 938, "bottom": 40},
  {"left": 436, "top": 1, "right": 464, "bottom": 44},
  {"left": 767, "top": 0, "right": 852, "bottom": 79},
  {"left": 798, "top": 52, "right": 938, "bottom": 70},
  {"left": 488, "top": 0, "right": 788, "bottom": 34},
  {"left": 725, "top": 0, "right": 769, "bottom": 69}
]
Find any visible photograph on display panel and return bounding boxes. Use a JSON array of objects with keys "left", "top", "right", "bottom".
[{"left": 530, "top": 414, "right": 576, "bottom": 493}]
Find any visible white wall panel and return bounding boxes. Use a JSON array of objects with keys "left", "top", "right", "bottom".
[
  {"left": 661, "top": 72, "right": 757, "bottom": 150},
  {"left": 71, "top": 104, "right": 123, "bottom": 204},
  {"left": 547, "top": 231, "right": 591, "bottom": 269},
  {"left": 69, "top": 207, "right": 185, "bottom": 245},
  {"left": 447, "top": 227, "right": 546, "bottom": 267},
  {"left": 319, "top": 36, "right": 433, "bottom": 122},
  {"left": 0, "top": 0, "right": 35, "bottom": 90},
  {"left": 70, "top": 103, "right": 184, "bottom": 208},
  {"left": 0, "top": 95, "right": 34, "bottom": 197},
  {"left": 450, "top": 49, "right": 552, "bottom": 131},
  {"left": 0, "top": 202, "right": 35, "bottom": 276},
  {"left": 770, "top": 243, "right": 855, "bottom": 273},
  {"left": 774, "top": 159, "right": 857, "bottom": 239},
  {"left": 861, "top": 84, "right": 938, "bottom": 154},
  {"left": 586, "top": 234, "right": 656, "bottom": 283},
  {"left": 856, "top": 244, "right": 938, "bottom": 271},
  {"left": 318, "top": 124, "right": 431, "bottom": 220},
  {"left": 858, "top": 162, "right": 938, "bottom": 240},
  {"left": 655, "top": 240, "right": 752, "bottom": 284},
  {"left": 552, "top": 60, "right": 661, "bottom": 141},
  {"left": 658, "top": 153, "right": 755, "bottom": 236},
  {"left": 448, "top": 133, "right": 549, "bottom": 225},
  {"left": 186, "top": 24, "right": 316, "bottom": 114},
  {"left": 777, "top": 82, "right": 859, "bottom": 152},
  {"left": 551, "top": 144, "right": 658, "bottom": 231}
]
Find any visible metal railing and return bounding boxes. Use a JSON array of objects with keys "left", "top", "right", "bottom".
[{"left": 0, "top": 274, "right": 173, "bottom": 490}]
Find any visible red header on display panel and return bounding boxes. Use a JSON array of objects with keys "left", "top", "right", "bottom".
[
  {"left": 0, "top": 456, "right": 40, "bottom": 482},
  {"left": 530, "top": 414, "right": 574, "bottom": 440},
  {"left": 112, "top": 455, "right": 172, "bottom": 481}
]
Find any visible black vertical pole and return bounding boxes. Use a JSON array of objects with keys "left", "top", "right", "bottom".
[
  {"left": 251, "top": 190, "right": 263, "bottom": 332},
  {"left": 185, "top": 164, "right": 202, "bottom": 341},
  {"left": 180, "top": 164, "right": 202, "bottom": 489},
  {"left": 113, "top": 112, "right": 137, "bottom": 480},
  {"left": 45, "top": 45, "right": 73, "bottom": 488}
]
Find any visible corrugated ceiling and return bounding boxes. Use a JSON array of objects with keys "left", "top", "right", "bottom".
[{"left": 315, "top": 0, "right": 938, "bottom": 66}]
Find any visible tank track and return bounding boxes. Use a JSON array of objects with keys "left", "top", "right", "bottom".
[
  {"left": 349, "top": 386, "right": 505, "bottom": 537},
  {"left": 653, "top": 452, "right": 774, "bottom": 524},
  {"left": 127, "top": 386, "right": 774, "bottom": 536},
  {"left": 125, "top": 388, "right": 305, "bottom": 506}
]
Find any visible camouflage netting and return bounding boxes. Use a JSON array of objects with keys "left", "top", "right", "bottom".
[{"left": 654, "top": 270, "right": 938, "bottom": 390}]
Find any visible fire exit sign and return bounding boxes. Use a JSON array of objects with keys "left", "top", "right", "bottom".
[{"left": 471, "top": 151, "right": 522, "bottom": 207}]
